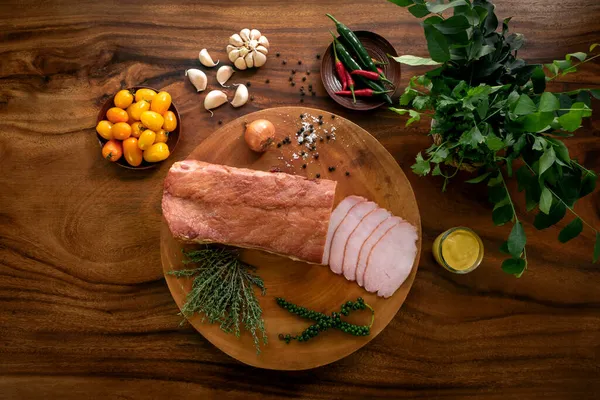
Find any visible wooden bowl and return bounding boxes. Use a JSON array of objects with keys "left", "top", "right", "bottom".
[
  {"left": 321, "top": 31, "right": 401, "bottom": 111},
  {"left": 96, "top": 86, "right": 181, "bottom": 169}
]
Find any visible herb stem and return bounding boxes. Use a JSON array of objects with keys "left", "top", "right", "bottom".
[{"left": 498, "top": 169, "right": 528, "bottom": 267}]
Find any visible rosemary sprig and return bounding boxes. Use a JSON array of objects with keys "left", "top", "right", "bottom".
[{"left": 168, "top": 247, "right": 267, "bottom": 354}]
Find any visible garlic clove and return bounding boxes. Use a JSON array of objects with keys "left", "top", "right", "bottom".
[
  {"left": 229, "top": 34, "right": 243, "bottom": 47},
  {"left": 226, "top": 45, "right": 237, "bottom": 53},
  {"left": 244, "top": 52, "right": 254, "bottom": 68},
  {"left": 185, "top": 69, "right": 208, "bottom": 92},
  {"left": 258, "top": 36, "right": 270, "bottom": 48},
  {"left": 199, "top": 48, "right": 219, "bottom": 67},
  {"left": 216, "top": 65, "right": 235, "bottom": 87},
  {"left": 204, "top": 90, "right": 228, "bottom": 116},
  {"left": 256, "top": 45, "right": 269, "bottom": 55},
  {"left": 228, "top": 49, "right": 240, "bottom": 62},
  {"left": 234, "top": 57, "right": 247, "bottom": 70},
  {"left": 250, "top": 29, "right": 261, "bottom": 40},
  {"left": 248, "top": 39, "right": 258, "bottom": 50},
  {"left": 240, "top": 28, "right": 251, "bottom": 42},
  {"left": 239, "top": 47, "right": 249, "bottom": 58},
  {"left": 231, "top": 84, "right": 249, "bottom": 108},
  {"left": 253, "top": 50, "right": 267, "bottom": 68}
]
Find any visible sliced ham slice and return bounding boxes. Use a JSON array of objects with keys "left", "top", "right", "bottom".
[
  {"left": 341, "top": 208, "right": 391, "bottom": 281},
  {"left": 363, "top": 221, "right": 418, "bottom": 298},
  {"left": 356, "top": 216, "right": 402, "bottom": 287},
  {"left": 321, "top": 196, "right": 366, "bottom": 264},
  {"left": 329, "top": 201, "right": 378, "bottom": 275}
]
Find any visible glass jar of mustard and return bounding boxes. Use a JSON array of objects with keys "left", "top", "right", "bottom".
[{"left": 433, "top": 227, "right": 484, "bottom": 274}]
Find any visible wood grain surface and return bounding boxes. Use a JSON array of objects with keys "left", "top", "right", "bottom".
[
  {"left": 162, "top": 107, "right": 421, "bottom": 370},
  {"left": 0, "top": 0, "right": 599, "bottom": 398}
]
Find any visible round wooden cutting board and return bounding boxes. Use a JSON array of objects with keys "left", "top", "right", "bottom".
[{"left": 161, "top": 106, "right": 421, "bottom": 370}]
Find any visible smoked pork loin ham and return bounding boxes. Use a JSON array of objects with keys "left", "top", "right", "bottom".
[
  {"left": 162, "top": 160, "right": 337, "bottom": 264},
  {"left": 323, "top": 196, "right": 418, "bottom": 298}
]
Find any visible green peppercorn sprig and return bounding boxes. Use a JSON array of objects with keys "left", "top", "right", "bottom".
[{"left": 276, "top": 297, "right": 374, "bottom": 344}]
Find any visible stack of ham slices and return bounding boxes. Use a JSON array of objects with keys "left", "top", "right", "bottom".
[{"left": 322, "top": 196, "right": 418, "bottom": 298}]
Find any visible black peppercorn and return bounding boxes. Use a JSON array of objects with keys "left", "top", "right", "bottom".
[
  {"left": 276, "top": 52, "right": 281, "bottom": 57},
  {"left": 326, "top": 135, "right": 331, "bottom": 140},
  {"left": 312, "top": 91, "right": 316, "bottom": 96},
  {"left": 291, "top": 69, "right": 296, "bottom": 74},
  {"left": 319, "top": 138, "right": 324, "bottom": 142},
  {"left": 302, "top": 164, "right": 307, "bottom": 169},
  {"left": 306, "top": 70, "right": 311, "bottom": 75},
  {"left": 265, "top": 79, "right": 270, "bottom": 83},
  {"left": 300, "top": 98, "right": 304, "bottom": 102},
  {"left": 283, "top": 60, "right": 287, "bottom": 65},
  {"left": 345, "top": 171, "right": 350, "bottom": 176},
  {"left": 300, "top": 114, "right": 305, "bottom": 119},
  {"left": 218, "top": 120, "right": 223, "bottom": 125},
  {"left": 289, "top": 77, "right": 293, "bottom": 81},
  {"left": 298, "top": 60, "right": 302, "bottom": 65},
  {"left": 291, "top": 82, "right": 295, "bottom": 86},
  {"left": 316, "top": 173, "right": 320, "bottom": 178},
  {"left": 246, "top": 82, "right": 251, "bottom": 87},
  {"left": 277, "top": 143, "right": 282, "bottom": 148},
  {"left": 285, "top": 136, "right": 290, "bottom": 142},
  {"left": 301, "top": 92, "right": 305, "bottom": 96},
  {"left": 250, "top": 95, "right": 254, "bottom": 101},
  {"left": 316, "top": 54, "right": 321, "bottom": 59},
  {"left": 314, "top": 153, "right": 319, "bottom": 159},
  {"left": 318, "top": 115, "right": 323, "bottom": 119},
  {"left": 302, "top": 77, "right": 306, "bottom": 82},
  {"left": 318, "top": 120, "right": 323, "bottom": 125},
  {"left": 331, "top": 115, "right": 335, "bottom": 119}
]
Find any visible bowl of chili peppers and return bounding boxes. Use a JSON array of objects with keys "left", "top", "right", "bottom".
[{"left": 321, "top": 15, "right": 401, "bottom": 111}]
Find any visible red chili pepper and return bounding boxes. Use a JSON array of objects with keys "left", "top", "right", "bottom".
[
  {"left": 331, "top": 33, "right": 348, "bottom": 91},
  {"left": 377, "top": 67, "right": 383, "bottom": 75},
  {"left": 350, "top": 69, "right": 393, "bottom": 86},
  {"left": 345, "top": 69, "right": 356, "bottom": 103},
  {"left": 335, "top": 89, "right": 392, "bottom": 97}
]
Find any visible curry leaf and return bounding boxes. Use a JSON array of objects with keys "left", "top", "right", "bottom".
[
  {"left": 534, "top": 201, "right": 567, "bottom": 230},
  {"left": 502, "top": 257, "right": 526, "bottom": 277},
  {"left": 466, "top": 171, "right": 491, "bottom": 184},
  {"left": 538, "top": 147, "right": 556, "bottom": 176},
  {"left": 426, "top": 0, "right": 467, "bottom": 14},
  {"left": 580, "top": 171, "right": 597, "bottom": 198},
  {"left": 492, "top": 204, "right": 513, "bottom": 226},
  {"left": 508, "top": 222, "right": 527, "bottom": 258},
  {"left": 538, "top": 92, "right": 560, "bottom": 112},
  {"left": 513, "top": 94, "right": 536, "bottom": 115},
  {"left": 409, "top": 4, "right": 430, "bottom": 18},
  {"left": 389, "top": 55, "right": 441, "bottom": 66},
  {"left": 558, "top": 218, "right": 583, "bottom": 243},
  {"left": 539, "top": 187, "right": 552, "bottom": 214},
  {"left": 424, "top": 25, "right": 451, "bottom": 62}
]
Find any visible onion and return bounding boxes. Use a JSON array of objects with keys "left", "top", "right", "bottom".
[{"left": 245, "top": 119, "right": 276, "bottom": 152}]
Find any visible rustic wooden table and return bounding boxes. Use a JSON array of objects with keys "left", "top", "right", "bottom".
[{"left": 1, "top": 0, "right": 599, "bottom": 398}]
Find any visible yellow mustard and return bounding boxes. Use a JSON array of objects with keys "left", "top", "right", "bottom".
[{"left": 433, "top": 227, "right": 484, "bottom": 274}]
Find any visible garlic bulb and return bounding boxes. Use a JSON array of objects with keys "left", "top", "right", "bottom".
[
  {"left": 185, "top": 69, "right": 207, "bottom": 92},
  {"left": 227, "top": 28, "right": 269, "bottom": 69},
  {"left": 216, "top": 65, "right": 235, "bottom": 87},
  {"left": 199, "top": 48, "right": 219, "bottom": 67},
  {"left": 231, "top": 84, "right": 248, "bottom": 108},
  {"left": 204, "top": 90, "right": 228, "bottom": 116}
]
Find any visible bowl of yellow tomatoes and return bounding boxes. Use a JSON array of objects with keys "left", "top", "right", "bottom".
[{"left": 95, "top": 86, "right": 181, "bottom": 169}]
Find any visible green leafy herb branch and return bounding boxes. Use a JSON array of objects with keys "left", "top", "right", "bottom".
[{"left": 388, "top": 0, "right": 600, "bottom": 275}]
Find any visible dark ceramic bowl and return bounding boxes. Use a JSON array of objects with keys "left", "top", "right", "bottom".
[
  {"left": 321, "top": 31, "right": 401, "bottom": 111},
  {"left": 96, "top": 86, "right": 181, "bottom": 169}
]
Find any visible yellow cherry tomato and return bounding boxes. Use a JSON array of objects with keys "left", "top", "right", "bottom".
[
  {"left": 151, "top": 91, "right": 172, "bottom": 114},
  {"left": 106, "top": 107, "right": 129, "bottom": 124},
  {"left": 102, "top": 139, "right": 122, "bottom": 162},
  {"left": 114, "top": 90, "right": 134, "bottom": 109},
  {"left": 162, "top": 110, "right": 177, "bottom": 132},
  {"left": 131, "top": 122, "right": 146, "bottom": 138},
  {"left": 112, "top": 122, "right": 132, "bottom": 140},
  {"left": 140, "top": 111, "right": 164, "bottom": 131},
  {"left": 96, "top": 120, "right": 113, "bottom": 140},
  {"left": 122, "top": 137, "right": 143, "bottom": 167},
  {"left": 135, "top": 88, "right": 157, "bottom": 103},
  {"left": 127, "top": 101, "right": 150, "bottom": 121},
  {"left": 143, "top": 142, "right": 170, "bottom": 163},
  {"left": 138, "top": 129, "right": 156, "bottom": 150},
  {"left": 154, "top": 129, "right": 169, "bottom": 143}
]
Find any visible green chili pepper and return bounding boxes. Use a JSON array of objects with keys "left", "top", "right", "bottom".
[
  {"left": 326, "top": 14, "right": 378, "bottom": 74},
  {"left": 333, "top": 38, "right": 393, "bottom": 105}
]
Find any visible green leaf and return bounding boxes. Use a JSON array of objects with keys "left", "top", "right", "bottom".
[
  {"left": 466, "top": 172, "right": 491, "bottom": 184},
  {"left": 580, "top": 171, "right": 597, "bottom": 198},
  {"left": 502, "top": 257, "right": 526, "bottom": 277},
  {"left": 486, "top": 135, "right": 505, "bottom": 151},
  {"left": 389, "top": 55, "right": 441, "bottom": 66},
  {"left": 432, "top": 15, "right": 471, "bottom": 34},
  {"left": 532, "top": 136, "right": 546, "bottom": 151},
  {"left": 558, "top": 110, "right": 583, "bottom": 132},
  {"left": 406, "top": 109, "right": 421, "bottom": 126},
  {"left": 539, "top": 187, "right": 552, "bottom": 214},
  {"left": 387, "top": 0, "right": 414, "bottom": 6},
  {"left": 566, "top": 52, "right": 587, "bottom": 62},
  {"left": 513, "top": 94, "right": 537, "bottom": 116},
  {"left": 544, "top": 63, "right": 559, "bottom": 76},
  {"left": 558, "top": 218, "right": 583, "bottom": 243},
  {"left": 424, "top": 25, "right": 451, "bottom": 62},
  {"left": 426, "top": 0, "right": 467, "bottom": 14},
  {"left": 590, "top": 43, "right": 599, "bottom": 52},
  {"left": 430, "top": 146, "right": 449, "bottom": 163},
  {"left": 400, "top": 89, "right": 418, "bottom": 106},
  {"left": 499, "top": 241, "right": 510, "bottom": 254},
  {"left": 477, "top": 98, "right": 489, "bottom": 119},
  {"left": 489, "top": 184, "right": 508, "bottom": 203},
  {"left": 411, "top": 152, "right": 431, "bottom": 175},
  {"left": 538, "top": 92, "right": 560, "bottom": 112},
  {"left": 516, "top": 166, "right": 532, "bottom": 191},
  {"left": 512, "top": 134, "right": 527, "bottom": 157},
  {"left": 523, "top": 112, "right": 554, "bottom": 133},
  {"left": 507, "top": 222, "right": 527, "bottom": 258},
  {"left": 412, "top": 96, "right": 430, "bottom": 110},
  {"left": 459, "top": 125, "right": 484, "bottom": 148},
  {"left": 546, "top": 139, "right": 571, "bottom": 164},
  {"left": 409, "top": 4, "right": 430, "bottom": 18},
  {"left": 539, "top": 147, "right": 556, "bottom": 176},
  {"left": 553, "top": 59, "right": 572, "bottom": 71},
  {"left": 594, "top": 232, "right": 600, "bottom": 263},
  {"left": 432, "top": 164, "right": 442, "bottom": 176},
  {"left": 534, "top": 201, "right": 567, "bottom": 230},
  {"left": 492, "top": 204, "right": 514, "bottom": 226},
  {"left": 488, "top": 172, "right": 503, "bottom": 187},
  {"left": 531, "top": 67, "right": 546, "bottom": 94},
  {"left": 590, "top": 89, "right": 600, "bottom": 100}
]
